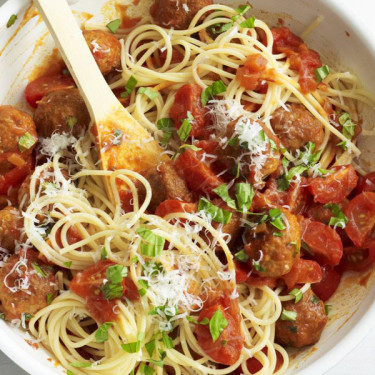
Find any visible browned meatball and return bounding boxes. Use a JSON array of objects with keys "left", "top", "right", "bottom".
[
  {"left": 276, "top": 288, "right": 328, "bottom": 348},
  {"left": 0, "top": 106, "right": 37, "bottom": 174},
  {"left": 142, "top": 161, "right": 193, "bottom": 212},
  {"left": 0, "top": 249, "right": 57, "bottom": 320},
  {"left": 270, "top": 104, "right": 324, "bottom": 151},
  {"left": 33, "top": 88, "right": 90, "bottom": 138},
  {"left": 244, "top": 208, "right": 300, "bottom": 277},
  {"left": 0, "top": 207, "right": 24, "bottom": 252},
  {"left": 150, "top": 0, "right": 213, "bottom": 30},
  {"left": 83, "top": 29, "right": 121, "bottom": 75}
]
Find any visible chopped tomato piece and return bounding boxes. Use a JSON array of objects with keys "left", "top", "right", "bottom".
[
  {"left": 236, "top": 53, "right": 274, "bottom": 91},
  {"left": 355, "top": 172, "right": 375, "bottom": 194},
  {"left": 160, "top": 48, "right": 184, "bottom": 65},
  {"left": 282, "top": 258, "right": 322, "bottom": 290},
  {"left": 339, "top": 246, "right": 375, "bottom": 272},
  {"left": 175, "top": 149, "right": 224, "bottom": 197},
  {"left": 234, "top": 261, "right": 277, "bottom": 288},
  {"left": 155, "top": 199, "right": 197, "bottom": 217},
  {"left": 300, "top": 218, "right": 343, "bottom": 265},
  {"left": 308, "top": 165, "right": 358, "bottom": 204},
  {"left": 170, "top": 84, "right": 208, "bottom": 139},
  {"left": 0, "top": 157, "right": 33, "bottom": 195},
  {"left": 55, "top": 226, "right": 82, "bottom": 248},
  {"left": 195, "top": 140, "right": 219, "bottom": 154},
  {"left": 70, "top": 260, "right": 128, "bottom": 323},
  {"left": 195, "top": 294, "right": 244, "bottom": 365},
  {"left": 271, "top": 27, "right": 304, "bottom": 53},
  {"left": 312, "top": 265, "right": 342, "bottom": 302},
  {"left": 344, "top": 192, "right": 375, "bottom": 247},
  {"left": 25, "top": 74, "right": 76, "bottom": 108}
]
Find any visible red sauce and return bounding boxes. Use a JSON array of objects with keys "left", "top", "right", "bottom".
[{"left": 115, "top": 4, "right": 141, "bottom": 29}]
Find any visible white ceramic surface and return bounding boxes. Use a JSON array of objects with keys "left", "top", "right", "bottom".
[{"left": 0, "top": 1, "right": 375, "bottom": 375}]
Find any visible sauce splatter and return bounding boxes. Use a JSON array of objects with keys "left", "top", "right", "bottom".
[
  {"left": 28, "top": 48, "right": 66, "bottom": 82},
  {"left": 115, "top": 4, "right": 141, "bottom": 29}
]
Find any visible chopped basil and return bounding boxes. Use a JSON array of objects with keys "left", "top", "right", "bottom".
[
  {"left": 70, "top": 362, "right": 92, "bottom": 368},
  {"left": 138, "top": 280, "right": 149, "bottom": 296},
  {"left": 139, "top": 363, "right": 154, "bottom": 375},
  {"left": 32, "top": 263, "right": 46, "bottom": 278},
  {"left": 273, "top": 231, "right": 283, "bottom": 237},
  {"left": 209, "top": 309, "right": 228, "bottom": 342},
  {"left": 64, "top": 261, "right": 72, "bottom": 268},
  {"left": 106, "top": 264, "right": 127, "bottom": 284},
  {"left": 121, "top": 75, "right": 138, "bottom": 98},
  {"left": 338, "top": 112, "right": 356, "bottom": 139},
  {"left": 240, "top": 16, "right": 256, "bottom": 28},
  {"left": 101, "top": 247, "right": 108, "bottom": 260},
  {"left": 137, "top": 227, "right": 165, "bottom": 257},
  {"left": 186, "top": 315, "right": 198, "bottom": 324},
  {"left": 301, "top": 240, "right": 314, "bottom": 255},
  {"left": 337, "top": 140, "right": 347, "bottom": 151},
  {"left": 325, "top": 203, "right": 348, "bottom": 229},
  {"left": 95, "top": 322, "right": 113, "bottom": 343},
  {"left": 67, "top": 371, "right": 76, "bottom": 375},
  {"left": 0, "top": 312, "right": 5, "bottom": 320},
  {"left": 101, "top": 282, "right": 123, "bottom": 300},
  {"left": 289, "top": 288, "right": 303, "bottom": 303},
  {"left": 209, "top": 22, "right": 233, "bottom": 35},
  {"left": 138, "top": 87, "right": 158, "bottom": 100},
  {"left": 277, "top": 165, "right": 308, "bottom": 191},
  {"left": 100, "top": 264, "right": 127, "bottom": 300},
  {"left": 252, "top": 259, "right": 266, "bottom": 273},
  {"left": 234, "top": 249, "right": 249, "bottom": 263},
  {"left": 162, "top": 333, "right": 174, "bottom": 349},
  {"left": 157, "top": 118, "right": 174, "bottom": 146},
  {"left": 18, "top": 132, "right": 37, "bottom": 152},
  {"left": 46, "top": 293, "right": 54, "bottom": 305},
  {"left": 179, "top": 144, "right": 202, "bottom": 152},
  {"left": 198, "top": 197, "right": 232, "bottom": 224},
  {"left": 269, "top": 208, "right": 286, "bottom": 231},
  {"left": 299, "top": 142, "right": 322, "bottom": 166},
  {"left": 22, "top": 313, "right": 33, "bottom": 321},
  {"left": 235, "top": 183, "right": 254, "bottom": 212},
  {"left": 310, "top": 295, "right": 321, "bottom": 304},
  {"left": 106, "top": 19, "right": 121, "bottom": 33},
  {"left": 314, "top": 65, "right": 330, "bottom": 83},
  {"left": 132, "top": 256, "right": 139, "bottom": 264},
  {"left": 6, "top": 14, "right": 17, "bottom": 28},
  {"left": 227, "top": 136, "right": 238, "bottom": 147},
  {"left": 145, "top": 340, "right": 155, "bottom": 357},
  {"left": 177, "top": 112, "right": 194, "bottom": 141},
  {"left": 112, "top": 128, "right": 123, "bottom": 145},
  {"left": 213, "top": 184, "right": 236, "bottom": 209},
  {"left": 149, "top": 359, "right": 164, "bottom": 367},
  {"left": 287, "top": 325, "right": 298, "bottom": 333},
  {"left": 201, "top": 80, "right": 227, "bottom": 106},
  {"left": 281, "top": 309, "right": 297, "bottom": 321},
  {"left": 66, "top": 116, "right": 77, "bottom": 130},
  {"left": 325, "top": 304, "right": 332, "bottom": 316},
  {"left": 122, "top": 341, "right": 141, "bottom": 353},
  {"left": 233, "top": 5, "right": 251, "bottom": 21}
]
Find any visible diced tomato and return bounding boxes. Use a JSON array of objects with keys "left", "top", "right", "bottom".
[
  {"left": 312, "top": 265, "right": 342, "bottom": 302},
  {"left": 170, "top": 84, "right": 208, "bottom": 139},
  {"left": 308, "top": 165, "right": 358, "bottom": 204},
  {"left": 25, "top": 74, "right": 76, "bottom": 108},
  {"left": 282, "top": 258, "right": 322, "bottom": 290},
  {"left": 195, "top": 140, "right": 219, "bottom": 154},
  {"left": 70, "top": 260, "right": 127, "bottom": 323},
  {"left": 340, "top": 246, "right": 375, "bottom": 272},
  {"left": 306, "top": 200, "right": 348, "bottom": 225},
  {"left": 344, "top": 192, "right": 375, "bottom": 247},
  {"left": 195, "top": 294, "right": 244, "bottom": 365},
  {"left": 55, "top": 226, "right": 82, "bottom": 248},
  {"left": 160, "top": 48, "right": 184, "bottom": 65},
  {"left": 119, "top": 189, "right": 134, "bottom": 213},
  {"left": 271, "top": 27, "right": 322, "bottom": 94},
  {"left": 300, "top": 218, "right": 343, "bottom": 265},
  {"left": 175, "top": 149, "right": 224, "bottom": 197},
  {"left": 155, "top": 199, "right": 197, "bottom": 217},
  {"left": 0, "top": 157, "right": 33, "bottom": 195},
  {"left": 355, "top": 172, "right": 375, "bottom": 194},
  {"left": 236, "top": 53, "right": 275, "bottom": 91}
]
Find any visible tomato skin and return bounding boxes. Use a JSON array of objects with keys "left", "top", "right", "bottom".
[
  {"left": 312, "top": 265, "right": 342, "bottom": 302},
  {"left": 308, "top": 165, "right": 358, "bottom": 204},
  {"left": 340, "top": 246, "right": 375, "bottom": 272},
  {"left": 25, "top": 74, "right": 76, "bottom": 108},
  {"left": 0, "top": 157, "right": 33, "bottom": 195},
  {"left": 195, "top": 294, "right": 244, "bottom": 366},
  {"left": 155, "top": 199, "right": 197, "bottom": 217},
  {"left": 170, "top": 84, "right": 208, "bottom": 139},
  {"left": 282, "top": 258, "right": 322, "bottom": 290},
  {"left": 70, "top": 260, "right": 127, "bottom": 323},
  {"left": 355, "top": 172, "right": 375, "bottom": 195},
  {"left": 175, "top": 149, "right": 224, "bottom": 197},
  {"left": 300, "top": 218, "right": 343, "bottom": 265},
  {"left": 344, "top": 192, "right": 375, "bottom": 247}
]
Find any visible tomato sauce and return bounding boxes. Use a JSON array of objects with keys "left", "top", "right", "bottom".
[{"left": 115, "top": 4, "right": 141, "bottom": 29}]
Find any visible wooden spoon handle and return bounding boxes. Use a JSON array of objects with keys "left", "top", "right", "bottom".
[{"left": 33, "top": 0, "right": 120, "bottom": 122}]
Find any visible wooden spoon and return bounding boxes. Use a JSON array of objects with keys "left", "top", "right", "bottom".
[{"left": 33, "top": 0, "right": 166, "bottom": 200}]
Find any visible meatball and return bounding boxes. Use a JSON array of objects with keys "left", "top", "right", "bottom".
[
  {"left": 83, "top": 29, "right": 121, "bottom": 75},
  {"left": 270, "top": 104, "right": 324, "bottom": 151},
  {"left": 0, "top": 207, "right": 24, "bottom": 252},
  {"left": 150, "top": 0, "right": 213, "bottom": 30},
  {"left": 142, "top": 161, "right": 193, "bottom": 212},
  {"left": 244, "top": 208, "right": 300, "bottom": 277},
  {"left": 33, "top": 88, "right": 90, "bottom": 138},
  {"left": 275, "top": 287, "right": 328, "bottom": 348},
  {"left": 0, "top": 106, "right": 37, "bottom": 174},
  {"left": 0, "top": 249, "right": 57, "bottom": 320}
]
